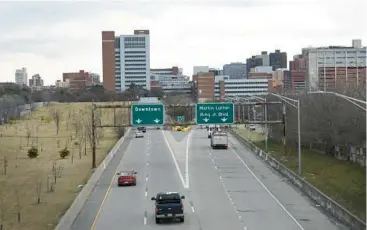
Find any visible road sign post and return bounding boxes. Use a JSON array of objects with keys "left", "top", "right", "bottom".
[
  {"left": 196, "top": 103, "right": 234, "bottom": 125},
  {"left": 131, "top": 104, "right": 165, "bottom": 126}
]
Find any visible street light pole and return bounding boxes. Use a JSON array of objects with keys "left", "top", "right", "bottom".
[
  {"left": 264, "top": 96, "right": 268, "bottom": 152},
  {"left": 297, "top": 99, "right": 301, "bottom": 175},
  {"left": 270, "top": 93, "right": 302, "bottom": 176}
]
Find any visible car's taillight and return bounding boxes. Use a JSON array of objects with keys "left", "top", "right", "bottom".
[
  {"left": 181, "top": 204, "right": 183, "bottom": 210},
  {"left": 155, "top": 208, "right": 158, "bottom": 213}
]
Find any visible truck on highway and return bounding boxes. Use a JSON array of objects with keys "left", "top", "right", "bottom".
[
  {"left": 151, "top": 192, "right": 185, "bottom": 224},
  {"left": 210, "top": 131, "right": 228, "bottom": 149}
]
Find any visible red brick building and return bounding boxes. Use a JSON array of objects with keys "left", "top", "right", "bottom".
[{"left": 62, "top": 70, "right": 92, "bottom": 92}]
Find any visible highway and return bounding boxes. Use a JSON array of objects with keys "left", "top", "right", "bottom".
[{"left": 71, "top": 127, "right": 345, "bottom": 230}]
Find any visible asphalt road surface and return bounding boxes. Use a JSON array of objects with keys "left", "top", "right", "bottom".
[{"left": 71, "top": 127, "right": 346, "bottom": 230}]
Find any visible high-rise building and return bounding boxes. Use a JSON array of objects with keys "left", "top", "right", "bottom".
[
  {"left": 15, "top": 67, "right": 28, "bottom": 86},
  {"left": 102, "top": 30, "right": 150, "bottom": 92},
  {"left": 223, "top": 62, "right": 247, "bottom": 79},
  {"left": 246, "top": 56, "right": 263, "bottom": 75},
  {"left": 288, "top": 55, "right": 306, "bottom": 91},
  {"left": 256, "top": 51, "right": 270, "bottom": 66},
  {"left": 269, "top": 50, "right": 287, "bottom": 70},
  {"left": 303, "top": 39, "right": 366, "bottom": 91},
  {"left": 29, "top": 74, "right": 44, "bottom": 87}
]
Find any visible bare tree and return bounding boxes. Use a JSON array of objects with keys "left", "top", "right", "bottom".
[
  {"left": 265, "top": 86, "right": 366, "bottom": 161},
  {"left": 15, "top": 187, "right": 22, "bottom": 224},
  {"left": 26, "top": 123, "right": 32, "bottom": 146},
  {"left": 50, "top": 107, "right": 62, "bottom": 135},
  {"left": 0, "top": 191, "right": 4, "bottom": 230},
  {"left": 2, "top": 157, "right": 7, "bottom": 175},
  {"left": 36, "top": 172, "right": 43, "bottom": 204},
  {"left": 72, "top": 114, "right": 83, "bottom": 138}
]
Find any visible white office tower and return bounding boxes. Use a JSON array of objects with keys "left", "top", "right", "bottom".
[
  {"left": 118, "top": 29, "right": 150, "bottom": 91},
  {"left": 15, "top": 67, "right": 28, "bottom": 86}
]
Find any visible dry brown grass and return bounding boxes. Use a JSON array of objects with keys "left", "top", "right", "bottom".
[{"left": 0, "top": 101, "right": 132, "bottom": 230}]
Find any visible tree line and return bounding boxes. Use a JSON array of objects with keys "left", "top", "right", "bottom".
[
  {"left": 0, "top": 83, "right": 165, "bottom": 124},
  {"left": 253, "top": 86, "right": 366, "bottom": 165}
]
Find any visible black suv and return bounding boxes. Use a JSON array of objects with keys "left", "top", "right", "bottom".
[{"left": 151, "top": 192, "right": 185, "bottom": 223}]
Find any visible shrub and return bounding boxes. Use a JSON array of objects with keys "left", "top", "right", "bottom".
[
  {"left": 27, "top": 146, "right": 39, "bottom": 158},
  {"left": 41, "top": 115, "right": 53, "bottom": 123},
  {"left": 8, "top": 120, "right": 16, "bottom": 125},
  {"left": 59, "top": 147, "right": 70, "bottom": 159}
]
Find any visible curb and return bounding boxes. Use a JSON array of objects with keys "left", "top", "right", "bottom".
[
  {"left": 229, "top": 129, "right": 366, "bottom": 230},
  {"left": 54, "top": 128, "right": 131, "bottom": 230}
]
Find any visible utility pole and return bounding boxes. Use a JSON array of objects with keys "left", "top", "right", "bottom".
[
  {"left": 264, "top": 97, "right": 268, "bottom": 152},
  {"left": 282, "top": 102, "right": 287, "bottom": 155},
  {"left": 92, "top": 103, "right": 96, "bottom": 168}
]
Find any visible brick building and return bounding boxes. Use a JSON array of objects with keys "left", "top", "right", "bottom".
[{"left": 62, "top": 70, "right": 92, "bottom": 92}]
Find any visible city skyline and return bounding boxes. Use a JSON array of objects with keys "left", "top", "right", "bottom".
[{"left": 0, "top": 0, "right": 366, "bottom": 85}]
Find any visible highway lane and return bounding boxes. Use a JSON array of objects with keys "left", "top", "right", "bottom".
[
  {"left": 186, "top": 128, "right": 343, "bottom": 230},
  {"left": 91, "top": 129, "right": 149, "bottom": 230},
  {"left": 70, "top": 131, "right": 134, "bottom": 230},
  {"left": 187, "top": 129, "right": 245, "bottom": 230},
  {"left": 71, "top": 126, "right": 344, "bottom": 230},
  {"left": 226, "top": 131, "right": 346, "bottom": 230},
  {"left": 87, "top": 128, "right": 201, "bottom": 230},
  {"left": 145, "top": 130, "right": 200, "bottom": 229}
]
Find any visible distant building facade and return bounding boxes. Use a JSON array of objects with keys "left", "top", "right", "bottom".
[
  {"left": 15, "top": 67, "right": 28, "bottom": 86},
  {"left": 223, "top": 62, "right": 247, "bottom": 79},
  {"left": 102, "top": 30, "right": 150, "bottom": 92}
]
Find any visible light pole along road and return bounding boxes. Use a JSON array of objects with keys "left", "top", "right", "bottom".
[{"left": 269, "top": 93, "right": 302, "bottom": 176}]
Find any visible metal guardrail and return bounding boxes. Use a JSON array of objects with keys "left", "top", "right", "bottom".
[{"left": 229, "top": 129, "right": 366, "bottom": 230}]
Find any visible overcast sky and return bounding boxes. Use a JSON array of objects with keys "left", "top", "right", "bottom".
[{"left": 0, "top": 0, "right": 366, "bottom": 85}]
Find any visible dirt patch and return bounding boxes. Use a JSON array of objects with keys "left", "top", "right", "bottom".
[{"left": 0, "top": 102, "right": 131, "bottom": 230}]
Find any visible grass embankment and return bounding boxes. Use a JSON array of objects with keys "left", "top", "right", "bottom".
[
  {"left": 233, "top": 126, "right": 366, "bottom": 221},
  {"left": 0, "top": 102, "right": 131, "bottom": 230}
]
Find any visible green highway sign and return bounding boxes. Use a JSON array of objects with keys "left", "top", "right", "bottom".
[
  {"left": 196, "top": 103, "right": 234, "bottom": 125},
  {"left": 177, "top": 116, "right": 185, "bottom": 122},
  {"left": 131, "top": 103, "right": 165, "bottom": 126}
]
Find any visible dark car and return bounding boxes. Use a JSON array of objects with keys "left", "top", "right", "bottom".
[
  {"left": 117, "top": 170, "right": 137, "bottom": 186},
  {"left": 151, "top": 192, "right": 185, "bottom": 223},
  {"left": 137, "top": 126, "right": 146, "bottom": 133}
]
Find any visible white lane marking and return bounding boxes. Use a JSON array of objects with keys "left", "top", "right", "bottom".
[
  {"left": 244, "top": 227, "right": 247, "bottom": 230},
  {"left": 191, "top": 206, "right": 195, "bottom": 213},
  {"left": 162, "top": 130, "right": 187, "bottom": 188},
  {"left": 145, "top": 190, "right": 147, "bottom": 198},
  {"left": 144, "top": 217, "right": 147, "bottom": 225},
  {"left": 145, "top": 174, "right": 148, "bottom": 181},
  {"left": 209, "top": 152, "right": 247, "bottom": 229},
  {"left": 185, "top": 131, "right": 192, "bottom": 188},
  {"left": 146, "top": 162, "right": 149, "bottom": 167},
  {"left": 230, "top": 147, "right": 305, "bottom": 230}
]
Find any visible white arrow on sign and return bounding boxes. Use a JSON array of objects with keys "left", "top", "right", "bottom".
[
  {"left": 221, "top": 118, "right": 227, "bottom": 122},
  {"left": 136, "top": 118, "right": 142, "bottom": 124},
  {"left": 153, "top": 118, "right": 160, "bottom": 123},
  {"left": 203, "top": 117, "right": 209, "bottom": 123}
]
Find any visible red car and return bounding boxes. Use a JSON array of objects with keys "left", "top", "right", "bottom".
[{"left": 117, "top": 170, "right": 137, "bottom": 186}]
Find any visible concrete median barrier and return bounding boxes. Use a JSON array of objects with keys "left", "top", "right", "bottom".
[
  {"left": 230, "top": 129, "right": 366, "bottom": 230},
  {"left": 54, "top": 128, "right": 131, "bottom": 230}
]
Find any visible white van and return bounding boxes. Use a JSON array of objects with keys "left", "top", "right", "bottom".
[{"left": 210, "top": 131, "right": 228, "bottom": 149}]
